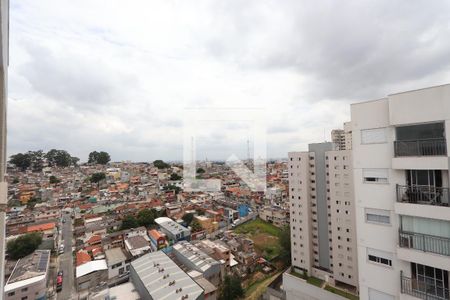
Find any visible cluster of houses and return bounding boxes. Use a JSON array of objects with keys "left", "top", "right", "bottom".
[{"left": 3, "top": 159, "right": 290, "bottom": 299}]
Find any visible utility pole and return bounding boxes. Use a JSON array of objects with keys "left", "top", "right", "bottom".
[{"left": 0, "top": 1, "right": 8, "bottom": 299}]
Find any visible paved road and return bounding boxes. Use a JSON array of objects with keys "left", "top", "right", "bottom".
[{"left": 57, "top": 214, "right": 74, "bottom": 300}]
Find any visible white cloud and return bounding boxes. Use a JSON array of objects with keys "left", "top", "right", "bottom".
[{"left": 8, "top": 0, "right": 450, "bottom": 161}]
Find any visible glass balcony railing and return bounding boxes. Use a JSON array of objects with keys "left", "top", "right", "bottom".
[
  {"left": 399, "top": 230, "right": 450, "bottom": 257},
  {"left": 394, "top": 138, "right": 447, "bottom": 157},
  {"left": 401, "top": 272, "right": 449, "bottom": 300},
  {"left": 396, "top": 185, "right": 449, "bottom": 206}
]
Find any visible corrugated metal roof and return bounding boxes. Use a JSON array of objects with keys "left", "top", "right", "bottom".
[{"left": 131, "top": 251, "right": 203, "bottom": 300}]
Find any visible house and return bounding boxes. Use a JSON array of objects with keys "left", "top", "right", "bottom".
[
  {"left": 125, "top": 235, "right": 151, "bottom": 257},
  {"left": 148, "top": 229, "right": 167, "bottom": 251},
  {"left": 75, "top": 260, "right": 108, "bottom": 292},
  {"left": 155, "top": 217, "right": 191, "bottom": 243},
  {"left": 4, "top": 250, "right": 50, "bottom": 300},
  {"left": 105, "top": 247, "right": 130, "bottom": 281}
]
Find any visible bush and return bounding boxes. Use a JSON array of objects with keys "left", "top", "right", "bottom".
[{"left": 7, "top": 233, "right": 43, "bottom": 260}]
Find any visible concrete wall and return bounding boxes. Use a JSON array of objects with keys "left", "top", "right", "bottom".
[{"left": 283, "top": 272, "right": 347, "bottom": 300}]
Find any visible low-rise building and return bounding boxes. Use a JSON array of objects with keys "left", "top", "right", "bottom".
[
  {"left": 148, "top": 229, "right": 167, "bottom": 251},
  {"left": 130, "top": 251, "right": 204, "bottom": 300},
  {"left": 173, "top": 240, "right": 222, "bottom": 286},
  {"left": 4, "top": 250, "right": 50, "bottom": 300},
  {"left": 105, "top": 247, "right": 130, "bottom": 281},
  {"left": 155, "top": 217, "right": 191, "bottom": 243},
  {"left": 75, "top": 259, "right": 108, "bottom": 292}
]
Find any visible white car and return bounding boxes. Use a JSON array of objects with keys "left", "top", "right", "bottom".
[{"left": 58, "top": 244, "right": 64, "bottom": 254}]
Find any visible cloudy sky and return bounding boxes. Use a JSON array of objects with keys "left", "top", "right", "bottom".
[{"left": 8, "top": 0, "right": 450, "bottom": 162}]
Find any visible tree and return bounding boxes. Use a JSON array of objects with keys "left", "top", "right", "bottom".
[
  {"left": 137, "top": 209, "right": 156, "bottom": 227},
  {"left": 121, "top": 215, "right": 139, "bottom": 230},
  {"left": 170, "top": 173, "right": 182, "bottom": 181},
  {"left": 71, "top": 156, "right": 80, "bottom": 166},
  {"left": 182, "top": 213, "right": 194, "bottom": 226},
  {"left": 162, "top": 184, "right": 181, "bottom": 194},
  {"left": 279, "top": 225, "right": 291, "bottom": 264},
  {"left": 153, "top": 160, "right": 169, "bottom": 169},
  {"left": 28, "top": 150, "right": 45, "bottom": 172},
  {"left": 49, "top": 175, "right": 60, "bottom": 184},
  {"left": 190, "top": 219, "right": 203, "bottom": 233},
  {"left": 196, "top": 167, "right": 205, "bottom": 174},
  {"left": 9, "top": 153, "right": 31, "bottom": 171},
  {"left": 45, "top": 149, "right": 73, "bottom": 167},
  {"left": 7, "top": 233, "right": 43, "bottom": 260},
  {"left": 88, "top": 151, "right": 111, "bottom": 165},
  {"left": 219, "top": 275, "right": 244, "bottom": 300},
  {"left": 90, "top": 172, "right": 106, "bottom": 184}
]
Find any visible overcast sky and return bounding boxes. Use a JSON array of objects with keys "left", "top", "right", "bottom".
[{"left": 8, "top": 0, "right": 450, "bottom": 162}]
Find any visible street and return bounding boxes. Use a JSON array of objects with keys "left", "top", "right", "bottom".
[{"left": 57, "top": 214, "right": 75, "bottom": 300}]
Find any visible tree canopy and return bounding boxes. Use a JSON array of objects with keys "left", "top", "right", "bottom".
[
  {"left": 137, "top": 209, "right": 157, "bottom": 227},
  {"left": 190, "top": 219, "right": 203, "bottom": 233},
  {"left": 90, "top": 172, "right": 106, "bottom": 184},
  {"left": 121, "top": 215, "right": 139, "bottom": 230},
  {"left": 182, "top": 213, "right": 194, "bottom": 226},
  {"left": 7, "top": 233, "right": 43, "bottom": 260},
  {"left": 196, "top": 167, "right": 205, "bottom": 174},
  {"left": 169, "top": 173, "right": 182, "bottom": 181},
  {"left": 279, "top": 225, "right": 291, "bottom": 265},
  {"left": 9, "top": 149, "right": 78, "bottom": 171},
  {"left": 88, "top": 151, "right": 111, "bottom": 165},
  {"left": 153, "top": 160, "right": 170, "bottom": 169},
  {"left": 49, "top": 175, "right": 60, "bottom": 184},
  {"left": 219, "top": 275, "right": 244, "bottom": 300}
]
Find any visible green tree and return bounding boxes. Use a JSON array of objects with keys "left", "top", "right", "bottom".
[
  {"left": 9, "top": 153, "right": 32, "bottom": 171},
  {"left": 162, "top": 184, "right": 181, "bottom": 194},
  {"left": 88, "top": 151, "right": 111, "bottom": 165},
  {"left": 12, "top": 177, "right": 19, "bottom": 184},
  {"left": 49, "top": 175, "right": 60, "bottom": 184},
  {"left": 219, "top": 275, "right": 244, "bottom": 300},
  {"left": 279, "top": 225, "right": 291, "bottom": 264},
  {"left": 90, "top": 172, "right": 106, "bottom": 184},
  {"left": 137, "top": 209, "right": 156, "bottom": 227},
  {"left": 196, "top": 167, "right": 205, "bottom": 174},
  {"left": 153, "top": 160, "right": 169, "bottom": 169},
  {"left": 71, "top": 156, "right": 80, "bottom": 166},
  {"left": 182, "top": 213, "right": 194, "bottom": 226},
  {"left": 121, "top": 215, "right": 139, "bottom": 230},
  {"left": 28, "top": 150, "right": 45, "bottom": 172},
  {"left": 7, "top": 233, "right": 43, "bottom": 260},
  {"left": 170, "top": 173, "right": 182, "bottom": 181},
  {"left": 190, "top": 219, "right": 203, "bottom": 233},
  {"left": 45, "top": 149, "right": 73, "bottom": 167}
]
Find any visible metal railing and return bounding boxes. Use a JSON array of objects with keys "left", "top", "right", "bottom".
[
  {"left": 394, "top": 138, "right": 447, "bottom": 157},
  {"left": 399, "top": 230, "right": 450, "bottom": 257},
  {"left": 397, "top": 185, "right": 449, "bottom": 206},
  {"left": 401, "top": 272, "right": 450, "bottom": 300}
]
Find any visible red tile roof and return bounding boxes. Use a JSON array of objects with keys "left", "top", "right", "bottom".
[
  {"left": 76, "top": 250, "right": 92, "bottom": 266},
  {"left": 26, "top": 222, "right": 55, "bottom": 233}
]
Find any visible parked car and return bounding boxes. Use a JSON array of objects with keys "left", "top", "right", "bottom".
[
  {"left": 56, "top": 273, "right": 63, "bottom": 292},
  {"left": 58, "top": 244, "right": 64, "bottom": 255}
]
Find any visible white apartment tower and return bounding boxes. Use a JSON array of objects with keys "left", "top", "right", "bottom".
[
  {"left": 352, "top": 84, "right": 450, "bottom": 300},
  {"left": 288, "top": 136, "right": 359, "bottom": 290},
  {"left": 331, "top": 122, "right": 353, "bottom": 151}
]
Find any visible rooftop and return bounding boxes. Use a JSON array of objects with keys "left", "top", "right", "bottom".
[
  {"left": 155, "top": 217, "right": 190, "bottom": 236},
  {"left": 131, "top": 251, "right": 204, "bottom": 300},
  {"left": 173, "top": 241, "right": 220, "bottom": 273},
  {"left": 105, "top": 247, "right": 128, "bottom": 266},
  {"left": 76, "top": 259, "right": 108, "bottom": 278},
  {"left": 5, "top": 250, "right": 50, "bottom": 290}
]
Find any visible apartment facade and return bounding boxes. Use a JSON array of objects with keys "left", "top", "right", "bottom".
[
  {"left": 288, "top": 139, "right": 358, "bottom": 290},
  {"left": 351, "top": 84, "right": 450, "bottom": 300}
]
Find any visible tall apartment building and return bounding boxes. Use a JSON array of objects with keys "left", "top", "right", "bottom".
[
  {"left": 288, "top": 138, "right": 358, "bottom": 291},
  {"left": 332, "top": 122, "right": 353, "bottom": 151},
  {"left": 351, "top": 84, "right": 450, "bottom": 300}
]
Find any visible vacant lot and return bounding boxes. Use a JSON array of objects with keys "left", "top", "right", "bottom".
[{"left": 234, "top": 218, "right": 282, "bottom": 260}]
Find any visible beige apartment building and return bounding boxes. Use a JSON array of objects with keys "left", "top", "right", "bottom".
[{"left": 288, "top": 130, "right": 358, "bottom": 291}]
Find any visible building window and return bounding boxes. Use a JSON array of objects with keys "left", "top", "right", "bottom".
[
  {"left": 365, "top": 208, "right": 390, "bottom": 225},
  {"left": 363, "top": 168, "right": 388, "bottom": 183},
  {"left": 7, "top": 292, "right": 15, "bottom": 297},
  {"left": 361, "top": 127, "right": 387, "bottom": 144},
  {"left": 367, "top": 248, "right": 393, "bottom": 267}
]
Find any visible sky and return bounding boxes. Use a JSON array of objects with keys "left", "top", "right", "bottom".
[{"left": 8, "top": 0, "right": 450, "bottom": 162}]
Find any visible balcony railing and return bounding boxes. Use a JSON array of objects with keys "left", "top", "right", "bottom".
[
  {"left": 396, "top": 184, "right": 449, "bottom": 206},
  {"left": 399, "top": 230, "right": 450, "bottom": 257},
  {"left": 394, "top": 138, "right": 447, "bottom": 157},
  {"left": 401, "top": 272, "right": 449, "bottom": 300}
]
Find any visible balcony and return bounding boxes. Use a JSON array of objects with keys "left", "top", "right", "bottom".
[
  {"left": 401, "top": 272, "right": 449, "bottom": 300},
  {"left": 394, "top": 138, "right": 447, "bottom": 157},
  {"left": 399, "top": 230, "right": 450, "bottom": 257},
  {"left": 397, "top": 185, "right": 449, "bottom": 207}
]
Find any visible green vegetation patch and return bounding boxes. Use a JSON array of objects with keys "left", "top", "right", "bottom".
[{"left": 324, "top": 285, "right": 359, "bottom": 300}]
